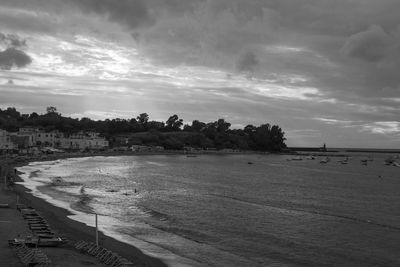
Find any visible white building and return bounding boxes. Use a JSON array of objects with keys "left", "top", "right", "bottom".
[
  {"left": 60, "top": 131, "right": 108, "bottom": 150},
  {"left": 15, "top": 127, "right": 37, "bottom": 147},
  {"left": 36, "top": 130, "right": 64, "bottom": 147},
  {"left": 1, "top": 127, "right": 108, "bottom": 152},
  {"left": 0, "top": 129, "right": 16, "bottom": 150}
]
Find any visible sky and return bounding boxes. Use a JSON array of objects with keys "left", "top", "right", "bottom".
[{"left": 0, "top": 0, "right": 399, "bottom": 148}]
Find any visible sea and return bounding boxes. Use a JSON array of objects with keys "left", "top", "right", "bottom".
[{"left": 17, "top": 153, "right": 400, "bottom": 266}]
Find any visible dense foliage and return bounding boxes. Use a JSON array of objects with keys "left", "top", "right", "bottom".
[{"left": 0, "top": 107, "right": 286, "bottom": 151}]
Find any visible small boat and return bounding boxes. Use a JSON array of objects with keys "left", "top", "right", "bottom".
[
  {"left": 247, "top": 162, "right": 254, "bottom": 165},
  {"left": 306, "top": 156, "right": 315, "bottom": 160},
  {"left": 291, "top": 156, "right": 303, "bottom": 161},
  {"left": 320, "top": 157, "right": 330, "bottom": 164}
]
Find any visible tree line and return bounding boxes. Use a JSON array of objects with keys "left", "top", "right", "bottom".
[{"left": 0, "top": 107, "right": 287, "bottom": 151}]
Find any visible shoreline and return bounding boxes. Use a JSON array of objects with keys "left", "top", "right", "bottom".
[
  {"left": 3, "top": 153, "right": 169, "bottom": 267},
  {"left": 12, "top": 184, "right": 167, "bottom": 267}
]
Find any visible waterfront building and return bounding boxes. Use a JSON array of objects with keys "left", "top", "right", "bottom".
[
  {"left": 0, "top": 129, "right": 16, "bottom": 150},
  {"left": 36, "top": 130, "right": 64, "bottom": 147}
]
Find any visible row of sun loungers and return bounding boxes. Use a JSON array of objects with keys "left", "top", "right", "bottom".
[
  {"left": 11, "top": 243, "right": 52, "bottom": 267},
  {"left": 75, "top": 240, "right": 136, "bottom": 267},
  {"left": 15, "top": 204, "right": 68, "bottom": 246}
]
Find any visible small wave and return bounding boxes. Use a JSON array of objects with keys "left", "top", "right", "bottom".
[{"left": 140, "top": 207, "right": 169, "bottom": 222}]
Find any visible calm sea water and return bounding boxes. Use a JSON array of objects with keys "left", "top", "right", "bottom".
[{"left": 18, "top": 153, "right": 400, "bottom": 266}]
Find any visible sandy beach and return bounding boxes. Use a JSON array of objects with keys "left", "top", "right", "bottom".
[{"left": 0, "top": 154, "right": 167, "bottom": 267}]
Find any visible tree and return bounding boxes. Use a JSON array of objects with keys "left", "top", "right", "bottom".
[
  {"left": 29, "top": 112, "right": 39, "bottom": 119},
  {"left": 216, "top": 119, "right": 231, "bottom": 133},
  {"left": 165, "top": 114, "right": 183, "bottom": 131},
  {"left": 46, "top": 106, "right": 59, "bottom": 115},
  {"left": 136, "top": 113, "right": 149, "bottom": 129},
  {"left": 191, "top": 120, "right": 206, "bottom": 132}
]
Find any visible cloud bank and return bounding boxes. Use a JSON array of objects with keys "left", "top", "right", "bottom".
[{"left": 0, "top": 0, "right": 399, "bottom": 148}]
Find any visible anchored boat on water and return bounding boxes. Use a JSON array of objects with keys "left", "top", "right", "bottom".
[{"left": 320, "top": 157, "right": 330, "bottom": 164}]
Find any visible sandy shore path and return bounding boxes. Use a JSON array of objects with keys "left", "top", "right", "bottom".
[{"left": 0, "top": 158, "right": 168, "bottom": 267}]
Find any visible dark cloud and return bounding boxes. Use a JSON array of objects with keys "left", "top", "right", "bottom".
[
  {"left": 0, "top": 32, "right": 27, "bottom": 48},
  {"left": 236, "top": 51, "right": 259, "bottom": 73},
  {"left": 69, "top": 0, "right": 154, "bottom": 30},
  {"left": 341, "top": 25, "right": 388, "bottom": 62},
  {"left": 0, "top": 48, "right": 32, "bottom": 70}
]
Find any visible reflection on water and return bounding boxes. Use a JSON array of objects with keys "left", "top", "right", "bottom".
[{"left": 18, "top": 154, "right": 400, "bottom": 266}]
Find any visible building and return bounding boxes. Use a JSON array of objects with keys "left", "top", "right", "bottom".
[
  {"left": 14, "top": 127, "right": 37, "bottom": 148},
  {"left": 60, "top": 131, "right": 108, "bottom": 150},
  {"left": 1, "top": 127, "right": 109, "bottom": 152},
  {"left": 0, "top": 129, "right": 16, "bottom": 150},
  {"left": 36, "top": 130, "right": 64, "bottom": 147}
]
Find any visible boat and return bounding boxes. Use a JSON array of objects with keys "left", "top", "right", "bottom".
[
  {"left": 320, "top": 157, "right": 330, "bottom": 164},
  {"left": 306, "top": 156, "right": 315, "bottom": 160},
  {"left": 338, "top": 156, "right": 349, "bottom": 164},
  {"left": 384, "top": 157, "right": 395, "bottom": 165},
  {"left": 291, "top": 156, "right": 303, "bottom": 161}
]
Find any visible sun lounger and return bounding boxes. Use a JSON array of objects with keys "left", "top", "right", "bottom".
[
  {"left": 74, "top": 240, "right": 134, "bottom": 267},
  {"left": 12, "top": 244, "right": 52, "bottom": 266},
  {"left": 0, "top": 203, "right": 10, "bottom": 208}
]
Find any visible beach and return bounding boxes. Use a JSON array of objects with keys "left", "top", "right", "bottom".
[{"left": 0, "top": 154, "right": 167, "bottom": 267}]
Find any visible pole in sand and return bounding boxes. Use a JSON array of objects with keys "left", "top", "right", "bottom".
[{"left": 95, "top": 213, "right": 99, "bottom": 246}]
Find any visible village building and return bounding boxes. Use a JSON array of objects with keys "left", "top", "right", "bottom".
[
  {"left": 59, "top": 131, "right": 109, "bottom": 150},
  {"left": 36, "top": 130, "right": 64, "bottom": 147},
  {"left": 0, "top": 129, "right": 16, "bottom": 151},
  {"left": 0, "top": 128, "right": 109, "bottom": 152}
]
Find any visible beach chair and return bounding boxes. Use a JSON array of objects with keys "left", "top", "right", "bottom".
[
  {"left": 74, "top": 240, "right": 87, "bottom": 250},
  {"left": 94, "top": 247, "right": 108, "bottom": 257},
  {"left": 104, "top": 253, "right": 119, "bottom": 265},
  {"left": 99, "top": 250, "right": 113, "bottom": 262}
]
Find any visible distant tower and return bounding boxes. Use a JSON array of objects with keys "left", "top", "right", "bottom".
[{"left": 323, "top": 143, "right": 326, "bottom": 151}]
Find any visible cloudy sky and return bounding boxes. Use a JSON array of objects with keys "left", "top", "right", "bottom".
[{"left": 0, "top": 0, "right": 399, "bottom": 148}]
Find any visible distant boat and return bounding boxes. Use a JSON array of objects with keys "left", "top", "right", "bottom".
[
  {"left": 291, "top": 156, "right": 303, "bottom": 161},
  {"left": 384, "top": 157, "right": 395, "bottom": 165},
  {"left": 320, "top": 157, "right": 330, "bottom": 164},
  {"left": 247, "top": 162, "right": 254, "bottom": 165},
  {"left": 306, "top": 156, "right": 315, "bottom": 160},
  {"left": 338, "top": 156, "right": 349, "bottom": 164}
]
